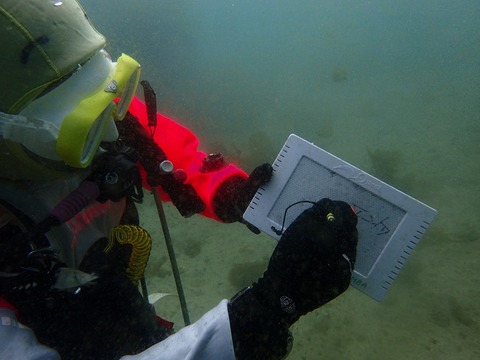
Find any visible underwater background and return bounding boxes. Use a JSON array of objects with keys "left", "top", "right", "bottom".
[{"left": 81, "top": 1, "right": 479, "bottom": 359}]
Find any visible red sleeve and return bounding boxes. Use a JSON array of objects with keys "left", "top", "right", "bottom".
[
  {"left": 127, "top": 96, "right": 248, "bottom": 221},
  {"left": 0, "top": 297, "right": 18, "bottom": 317}
]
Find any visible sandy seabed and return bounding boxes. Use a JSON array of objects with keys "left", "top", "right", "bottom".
[{"left": 79, "top": 1, "right": 480, "bottom": 358}]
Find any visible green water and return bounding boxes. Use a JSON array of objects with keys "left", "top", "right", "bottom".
[{"left": 81, "top": 1, "right": 480, "bottom": 358}]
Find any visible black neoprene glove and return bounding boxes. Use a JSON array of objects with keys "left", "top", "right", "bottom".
[
  {"left": 213, "top": 163, "right": 273, "bottom": 225},
  {"left": 228, "top": 198, "right": 358, "bottom": 359}
]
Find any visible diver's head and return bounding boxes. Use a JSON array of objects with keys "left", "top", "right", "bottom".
[{"left": 0, "top": 0, "right": 140, "bottom": 178}]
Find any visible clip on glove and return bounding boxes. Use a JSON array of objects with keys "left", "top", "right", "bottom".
[{"left": 228, "top": 198, "right": 358, "bottom": 360}]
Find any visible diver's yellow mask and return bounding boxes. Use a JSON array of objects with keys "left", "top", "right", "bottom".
[{"left": 0, "top": 50, "right": 141, "bottom": 168}]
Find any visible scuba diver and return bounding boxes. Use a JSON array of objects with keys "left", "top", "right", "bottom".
[{"left": 0, "top": 1, "right": 358, "bottom": 359}]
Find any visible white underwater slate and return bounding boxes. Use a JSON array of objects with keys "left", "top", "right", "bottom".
[{"left": 243, "top": 134, "right": 437, "bottom": 301}]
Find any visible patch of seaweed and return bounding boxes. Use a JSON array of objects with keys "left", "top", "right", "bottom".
[
  {"left": 244, "top": 130, "right": 277, "bottom": 169},
  {"left": 366, "top": 147, "right": 437, "bottom": 200},
  {"left": 316, "top": 124, "right": 334, "bottom": 138},
  {"left": 367, "top": 147, "right": 404, "bottom": 183},
  {"left": 228, "top": 261, "right": 267, "bottom": 289},
  {"left": 182, "top": 239, "right": 202, "bottom": 258},
  {"left": 331, "top": 67, "right": 348, "bottom": 82}
]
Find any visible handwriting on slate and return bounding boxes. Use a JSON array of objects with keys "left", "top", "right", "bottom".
[{"left": 353, "top": 204, "right": 390, "bottom": 236}]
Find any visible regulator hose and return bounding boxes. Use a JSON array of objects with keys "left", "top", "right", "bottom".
[{"left": 105, "top": 225, "right": 152, "bottom": 284}]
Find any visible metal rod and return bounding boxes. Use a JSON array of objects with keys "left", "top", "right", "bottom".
[
  {"left": 152, "top": 187, "right": 191, "bottom": 326},
  {"left": 140, "top": 276, "right": 149, "bottom": 300}
]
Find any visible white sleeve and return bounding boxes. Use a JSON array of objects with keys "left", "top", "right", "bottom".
[
  {"left": 121, "top": 300, "right": 236, "bottom": 360},
  {"left": 0, "top": 308, "right": 60, "bottom": 360}
]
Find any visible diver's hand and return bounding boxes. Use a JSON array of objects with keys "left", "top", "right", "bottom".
[
  {"left": 213, "top": 163, "right": 273, "bottom": 226},
  {"left": 228, "top": 198, "right": 358, "bottom": 360},
  {"left": 252, "top": 198, "right": 358, "bottom": 326}
]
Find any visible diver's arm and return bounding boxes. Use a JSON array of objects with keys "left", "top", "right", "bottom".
[
  {"left": 0, "top": 298, "right": 60, "bottom": 360},
  {"left": 124, "top": 199, "right": 358, "bottom": 360},
  {"left": 227, "top": 199, "right": 358, "bottom": 359},
  {"left": 120, "top": 300, "right": 235, "bottom": 360},
  {"left": 123, "top": 96, "right": 271, "bottom": 222}
]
